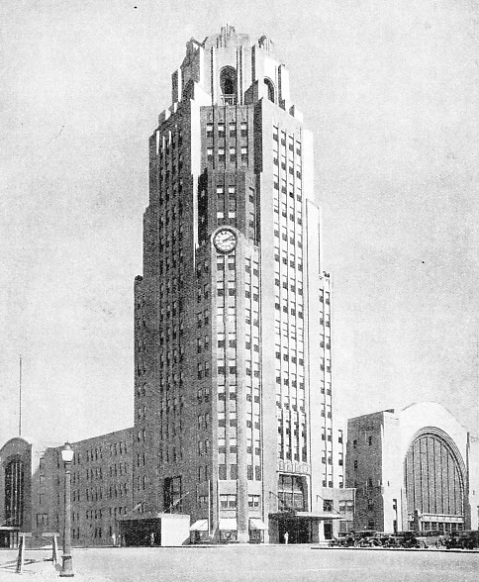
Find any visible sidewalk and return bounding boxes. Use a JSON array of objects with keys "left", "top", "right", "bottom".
[{"left": 0, "top": 556, "right": 110, "bottom": 581}]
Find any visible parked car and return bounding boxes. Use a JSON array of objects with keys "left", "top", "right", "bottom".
[
  {"left": 461, "top": 530, "right": 479, "bottom": 550},
  {"left": 353, "top": 530, "right": 383, "bottom": 547},
  {"left": 329, "top": 534, "right": 355, "bottom": 547},
  {"left": 389, "top": 531, "right": 423, "bottom": 548},
  {"left": 445, "top": 530, "right": 479, "bottom": 550},
  {"left": 378, "top": 534, "right": 397, "bottom": 548}
]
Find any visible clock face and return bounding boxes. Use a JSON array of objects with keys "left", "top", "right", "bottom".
[{"left": 214, "top": 228, "right": 237, "bottom": 253}]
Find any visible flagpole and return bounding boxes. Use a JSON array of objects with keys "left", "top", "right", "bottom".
[{"left": 19, "top": 355, "right": 22, "bottom": 437}]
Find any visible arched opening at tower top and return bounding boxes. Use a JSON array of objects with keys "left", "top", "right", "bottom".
[
  {"left": 264, "top": 78, "right": 275, "bottom": 103},
  {"left": 220, "top": 67, "right": 237, "bottom": 104}
]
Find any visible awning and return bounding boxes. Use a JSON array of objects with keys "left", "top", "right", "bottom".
[
  {"left": 190, "top": 519, "right": 208, "bottom": 532},
  {"left": 249, "top": 518, "right": 267, "bottom": 531},
  {"left": 269, "top": 511, "right": 343, "bottom": 520},
  {"left": 295, "top": 512, "right": 343, "bottom": 520},
  {"left": 219, "top": 518, "right": 237, "bottom": 531}
]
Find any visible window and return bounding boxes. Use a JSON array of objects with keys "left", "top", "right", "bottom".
[
  {"left": 323, "top": 499, "right": 333, "bottom": 512},
  {"left": 248, "top": 495, "right": 261, "bottom": 509},
  {"left": 36, "top": 513, "right": 49, "bottom": 527},
  {"left": 220, "top": 494, "right": 237, "bottom": 510}
]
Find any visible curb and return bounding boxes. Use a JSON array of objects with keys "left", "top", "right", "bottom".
[{"left": 311, "top": 546, "right": 479, "bottom": 554}]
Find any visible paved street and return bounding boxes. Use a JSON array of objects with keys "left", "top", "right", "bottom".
[{"left": 1, "top": 546, "right": 478, "bottom": 582}]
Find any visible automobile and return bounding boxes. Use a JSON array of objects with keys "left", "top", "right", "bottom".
[
  {"left": 389, "top": 531, "right": 423, "bottom": 548},
  {"left": 353, "top": 530, "right": 383, "bottom": 547},
  {"left": 445, "top": 531, "right": 463, "bottom": 549},
  {"left": 461, "top": 530, "right": 479, "bottom": 550},
  {"left": 377, "top": 534, "right": 397, "bottom": 548},
  {"left": 445, "top": 530, "right": 479, "bottom": 550},
  {"left": 329, "top": 534, "right": 355, "bottom": 547}
]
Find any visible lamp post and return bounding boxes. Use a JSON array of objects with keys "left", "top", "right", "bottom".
[{"left": 60, "top": 443, "right": 74, "bottom": 577}]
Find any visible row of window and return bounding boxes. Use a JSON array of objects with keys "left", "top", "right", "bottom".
[
  {"left": 206, "top": 121, "right": 248, "bottom": 138},
  {"left": 218, "top": 464, "right": 262, "bottom": 481},
  {"left": 207, "top": 146, "right": 248, "bottom": 163},
  {"left": 157, "top": 182, "right": 184, "bottom": 207},
  {"left": 274, "top": 279, "right": 304, "bottom": 296},
  {"left": 158, "top": 228, "right": 185, "bottom": 258},
  {"left": 159, "top": 158, "right": 184, "bottom": 181},
  {"left": 272, "top": 126, "right": 302, "bottom": 156},
  {"left": 275, "top": 376, "right": 305, "bottom": 389},
  {"left": 273, "top": 205, "right": 303, "bottom": 225},
  {"left": 353, "top": 435, "right": 374, "bottom": 448},
  {"left": 159, "top": 446, "right": 183, "bottom": 464},
  {"left": 158, "top": 127, "right": 183, "bottom": 152}
]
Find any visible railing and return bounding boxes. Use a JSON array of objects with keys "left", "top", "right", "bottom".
[{"left": 221, "top": 95, "right": 236, "bottom": 106}]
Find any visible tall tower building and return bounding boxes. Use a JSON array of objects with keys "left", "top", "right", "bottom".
[{"left": 133, "top": 25, "right": 343, "bottom": 544}]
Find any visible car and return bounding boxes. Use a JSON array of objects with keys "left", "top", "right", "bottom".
[
  {"left": 461, "top": 530, "right": 479, "bottom": 550},
  {"left": 390, "top": 531, "right": 422, "bottom": 548},
  {"left": 445, "top": 531, "right": 463, "bottom": 549},
  {"left": 445, "top": 530, "right": 479, "bottom": 550},
  {"left": 353, "top": 530, "right": 383, "bottom": 547},
  {"left": 378, "top": 534, "right": 397, "bottom": 548},
  {"left": 328, "top": 534, "right": 355, "bottom": 547}
]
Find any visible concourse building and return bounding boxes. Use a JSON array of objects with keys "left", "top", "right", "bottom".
[{"left": 346, "top": 402, "right": 479, "bottom": 534}]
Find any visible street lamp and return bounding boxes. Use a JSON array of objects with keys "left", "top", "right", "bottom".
[{"left": 60, "top": 442, "right": 74, "bottom": 577}]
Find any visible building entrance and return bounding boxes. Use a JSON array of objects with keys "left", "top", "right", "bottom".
[
  {"left": 0, "top": 528, "right": 19, "bottom": 548},
  {"left": 277, "top": 515, "right": 311, "bottom": 544},
  {"left": 324, "top": 522, "right": 333, "bottom": 540}
]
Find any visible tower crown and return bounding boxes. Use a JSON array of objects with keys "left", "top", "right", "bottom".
[{"left": 169, "top": 26, "right": 300, "bottom": 119}]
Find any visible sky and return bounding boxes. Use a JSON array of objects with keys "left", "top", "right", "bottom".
[{"left": 1, "top": 0, "right": 478, "bottom": 448}]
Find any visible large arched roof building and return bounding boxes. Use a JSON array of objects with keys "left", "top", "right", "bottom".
[{"left": 346, "top": 402, "right": 479, "bottom": 534}]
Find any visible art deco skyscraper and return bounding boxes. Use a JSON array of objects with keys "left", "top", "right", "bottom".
[{"left": 133, "top": 25, "right": 343, "bottom": 544}]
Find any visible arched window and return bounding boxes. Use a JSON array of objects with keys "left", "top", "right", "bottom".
[
  {"left": 405, "top": 431, "right": 465, "bottom": 520},
  {"left": 220, "top": 67, "right": 237, "bottom": 105},
  {"left": 5, "top": 458, "right": 25, "bottom": 527},
  {"left": 264, "top": 78, "right": 275, "bottom": 103}
]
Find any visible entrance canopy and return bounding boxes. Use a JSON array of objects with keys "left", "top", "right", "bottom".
[
  {"left": 249, "top": 518, "right": 267, "bottom": 531},
  {"left": 295, "top": 512, "right": 343, "bottom": 520},
  {"left": 190, "top": 519, "right": 208, "bottom": 532},
  {"left": 270, "top": 511, "right": 343, "bottom": 520}
]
